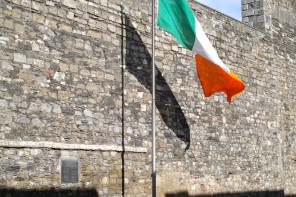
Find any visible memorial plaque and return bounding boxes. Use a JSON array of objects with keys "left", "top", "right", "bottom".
[{"left": 61, "top": 158, "right": 79, "bottom": 183}]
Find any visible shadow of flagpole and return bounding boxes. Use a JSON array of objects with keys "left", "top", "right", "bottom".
[{"left": 120, "top": 5, "right": 126, "bottom": 197}]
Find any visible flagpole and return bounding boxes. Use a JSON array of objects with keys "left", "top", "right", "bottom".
[{"left": 151, "top": 0, "right": 156, "bottom": 196}]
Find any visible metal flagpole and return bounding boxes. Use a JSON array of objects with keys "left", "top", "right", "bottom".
[{"left": 151, "top": 0, "right": 156, "bottom": 196}]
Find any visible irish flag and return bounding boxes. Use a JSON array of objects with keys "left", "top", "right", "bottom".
[{"left": 157, "top": 0, "right": 245, "bottom": 102}]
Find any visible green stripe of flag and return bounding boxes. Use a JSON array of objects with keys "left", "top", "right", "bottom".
[{"left": 157, "top": 0, "right": 196, "bottom": 50}]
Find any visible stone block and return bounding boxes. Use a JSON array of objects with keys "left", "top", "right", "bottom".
[
  {"left": 0, "top": 99, "right": 8, "bottom": 108},
  {"left": 46, "top": 1, "right": 55, "bottom": 6},
  {"left": 12, "top": 8, "right": 21, "bottom": 18},
  {"left": 105, "top": 74, "right": 114, "bottom": 80},
  {"left": 59, "top": 63, "right": 69, "bottom": 72},
  {"left": 33, "top": 13, "right": 45, "bottom": 24},
  {"left": 66, "top": 11, "right": 74, "bottom": 19},
  {"left": 69, "top": 64, "right": 78, "bottom": 73},
  {"left": 242, "top": 0, "right": 254, "bottom": 4},
  {"left": 62, "top": 0, "right": 77, "bottom": 9},
  {"left": 87, "top": 6, "right": 95, "bottom": 15},
  {"left": 100, "top": 0, "right": 107, "bottom": 6},
  {"left": 97, "top": 21, "right": 107, "bottom": 30},
  {"left": 88, "top": 19, "right": 96, "bottom": 28},
  {"left": 80, "top": 69, "right": 90, "bottom": 77},
  {"left": 33, "top": 59, "right": 44, "bottom": 67},
  {"left": 4, "top": 20, "right": 13, "bottom": 29},
  {"left": 28, "top": 102, "right": 40, "bottom": 112},
  {"left": 242, "top": 0, "right": 248, "bottom": 5},
  {"left": 87, "top": 30, "right": 101, "bottom": 40},
  {"left": 41, "top": 103, "right": 52, "bottom": 113},
  {"left": 257, "top": 15, "right": 265, "bottom": 23},
  {"left": 58, "top": 91, "right": 70, "bottom": 101},
  {"left": 46, "top": 19, "right": 58, "bottom": 29},
  {"left": 86, "top": 83, "right": 98, "bottom": 91},
  {"left": 53, "top": 72, "right": 65, "bottom": 81},
  {"left": 60, "top": 24, "right": 72, "bottom": 32},
  {"left": 74, "top": 17, "right": 87, "bottom": 25},
  {"left": 101, "top": 177, "right": 109, "bottom": 185},
  {"left": 48, "top": 7, "right": 58, "bottom": 15},
  {"left": 74, "top": 40, "right": 84, "bottom": 48},
  {"left": 15, "top": 23, "right": 25, "bottom": 33},
  {"left": 58, "top": 8, "right": 67, "bottom": 18},
  {"left": 4, "top": 9, "right": 13, "bottom": 16},
  {"left": 32, "top": 42, "right": 40, "bottom": 51},
  {"left": 172, "top": 45, "right": 178, "bottom": 52},
  {"left": 14, "top": 53, "right": 27, "bottom": 63},
  {"left": 32, "top": 1, "right": 40, "bottom": 10},
  {"left": 17, "top": 117, "right": 30, "bottom": 125},
  {"left": 52, "top": 104, "right": 61, "bottom": 113},
  {"left": 242, "top": 17, "right": 249, "bottom": 23},
  {"left": 32, "top": 118, "right": 44, "bottom": 127},
  {"left": 249, "top": 15, "right": 257, "bottom": 22},
  {"left": 242, "top": 9, "right": 255, "bottom": 17},
  {"left": 84, "top": 109, "right": 93, "bottom": 117},
  {"left": 1, "top": 61, "right": 13, "bottom": 70},
  {"left": 242, "top": 4, "right": 248, "bottom": 11},
  {"left": 254, "top": 22, "right": 265, "bottom": 29},
  {"left": 135, "top": 138, "right": 143, "bottom": 146},
  {"left": 11, "top": 0, "right": 20, "bottom": 4},
  {"left": 21, "top": 0, "right": 31, "bottom": 7},
  {"left": 107, "top": 24, "right": 116, "bottom": 33}
]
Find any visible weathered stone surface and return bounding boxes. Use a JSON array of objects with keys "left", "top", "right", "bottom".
[
  {"left": 58, "top": 91, "right": 70, "bottom": 101},
  {"left": 0, "top": 0, "right": 295, "bottom": 196},
  {"left": 0, "top": 100, "right": 8, "bottom": 108},
  {"left": 31, "top": 118, "right": 44, "bottom": 127},
  {"left": 14, "top": 23, "right": 25, "bottom": 33},
  {"left": 59, "top": 24, "right": 72, "bottom": 32},
  {"left": 31, "top": 42, "right": 40, "bottom": 51},
  {"left": 41, "top": 103, "right": 52, "bottom": 113},
  {"left": 1, "top": 61, "right": 13, "bottom": 70},
  {"left": 53, "top": 72, "right": 65, "bottom": 81},
  {"left": 87, "top": 30, "right": 101, "bottom": 39},
  {"left": 17, "top": 117, "right": 30, "bottom": 125},
  {"left": 83, "top": 109, "right": 93, "bottom": 117},
  {"left": 59, "top": 62, "right": 69, "bottom": 72},
  {"left": 52, "top": 104, "right": 62, "bottom": 114},
  {"left": 19, "top": 70, "right": 33, "bottom": 80},
  {"left": 13, "top": 53, "right": 26, "bottom": 63},
  {"left": 62, "top": 0, "right": 77, "bottom": 9}
]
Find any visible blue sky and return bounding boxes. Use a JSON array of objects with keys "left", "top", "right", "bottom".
[{"left": 195, "top": 0, "right": 242, "bottom": 20}]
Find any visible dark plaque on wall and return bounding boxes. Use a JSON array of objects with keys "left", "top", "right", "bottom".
[{"left": 61, "top": 158, "right": 79, "bottom": 183}]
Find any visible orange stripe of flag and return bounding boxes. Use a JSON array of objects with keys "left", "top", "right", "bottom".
[{"left": 195, "top": 54, "right": 245, "bottom": 103}]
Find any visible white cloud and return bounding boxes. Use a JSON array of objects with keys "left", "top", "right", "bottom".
[{"left": 195, "top": 0, "right": 242, "bottom": 20}]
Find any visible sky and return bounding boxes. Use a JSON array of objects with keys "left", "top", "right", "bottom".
[{"left": 195, "top": 0, "right": 242, "bottom": 21}]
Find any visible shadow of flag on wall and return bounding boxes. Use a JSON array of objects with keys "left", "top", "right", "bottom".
[{"left": 123, "top": 13, "right": 191, "bottom": 150}]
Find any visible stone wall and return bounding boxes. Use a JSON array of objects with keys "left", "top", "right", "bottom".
[
  {"left": 242, "top": 0, "right": 296, "bottom": 31},
  {"left": 242, "top": 0, "right": 266, "bottom": 30},
  {"left": 0, "top": 0, "right": 295, "bottom": 196},
  {"left": 266, "top": 0, "right": 296, "bottom": 27},
  {"left": 271, "top": 11, "right": 296, "bottom": 195}
]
